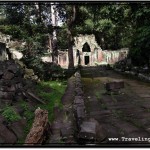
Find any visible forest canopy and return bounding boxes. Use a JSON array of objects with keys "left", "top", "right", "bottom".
[{"left": 0, "top": 2, "right": 150, "bottom": 68}]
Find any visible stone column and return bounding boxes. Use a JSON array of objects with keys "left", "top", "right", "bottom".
[
  {"left": 58, "top": 54, "right": 59, "bottom": 64},
  {"left": 90, "top": 54, "right": 92, "bottom": 66}
]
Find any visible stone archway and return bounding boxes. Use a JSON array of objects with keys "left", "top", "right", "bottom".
[
  {"left": 82, "top": 42, "right": 91, "bottom": 52},
  {"left": 73, "top": 34, "right": 103, "bottom": 66},
  {"left": 74, "top": 34, "right": 102, "bottom": 53}
]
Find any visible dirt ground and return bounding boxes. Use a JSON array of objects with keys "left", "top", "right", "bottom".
[{"left": 80, "top": 67, "right": 150, "bottom": 145}]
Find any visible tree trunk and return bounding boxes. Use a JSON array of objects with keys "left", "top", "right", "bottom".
[
  {"left": 67, "top": 27, "right": 74, "bottom": 69},
  {"left": 35, "top": 3, "right": 43, "bottom": 23},
  {"left": 66, "top": 5, "right": 76, "bottom": 69},
  {"left": 51, "top": 3, "right": 58, "bottom": 64}
]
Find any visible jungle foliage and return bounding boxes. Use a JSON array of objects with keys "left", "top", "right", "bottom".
[{"left": 0, "top": 2, "right": 150, "bottom": 69}]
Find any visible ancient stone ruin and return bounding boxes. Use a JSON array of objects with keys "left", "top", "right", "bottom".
[
  {"left": 0, "top": 32, "right": 128, "bottom": 69},
  {"left": 42, "top": 34, "right": 129, "bottom": 68},
  {"left": 0, "top": 60, "right": 39, "bottom": 108},
  {"left": 105, "top": 80, "right": 124, "bottom": 95},
  {"left": 74, "top": 71, "right": 107, "bottom": 143},
  {"left": 0, "top": 32, "right": 24, "bottom": 61},
  {"left": 25, "top": 108, "right": 50, "bottom": 145},
  {"left": 73, "top": 34, "right": 128, "bottom": 67},
  {"left": 0, "top": 59, "right": 41, "bottom": 144}
]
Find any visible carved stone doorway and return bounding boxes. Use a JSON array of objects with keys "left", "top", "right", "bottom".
[{"left": 84, "top": 55, "right": 89, "bottom": 65}]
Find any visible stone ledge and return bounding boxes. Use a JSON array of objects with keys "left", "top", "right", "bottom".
[{"left": 114, "top": 68, "right": 150, "bottom": 82}]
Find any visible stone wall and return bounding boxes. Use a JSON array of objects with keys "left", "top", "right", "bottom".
[
  {"left": 58, "top": 51, "right": 69, "bottom": 68},
  {"left": 56, "top": 34, "right": 129, "bottom": 68},
  {"left": 100, "top": 48, "right": 129, "bottom": 65},
  {"left": 114, "top": 59, "right": 150, "bottom": 83},
  {"left": 74, "top": 71, "right": 107, "bottom": 143}
]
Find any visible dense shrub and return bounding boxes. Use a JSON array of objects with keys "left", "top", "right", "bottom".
[
  {"left": 21, "top": 56, "right": 65, "bottom": 81},
  {"left": 2, "top": 106, "right": 21, "bottom": 123}
]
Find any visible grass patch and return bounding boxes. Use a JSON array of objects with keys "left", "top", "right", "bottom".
[
  {"left": 95, "top": 89, "right": 105, "bottom": 100},
  {"left": 101, "top": 103, "right": 108, "bottom": 110},
  {"left": 16, "top": 80, "right": 67, "bottom": 144},
  {"left": 2, "top": 106, "right": 21, "bottom": 123},
  {"left": 17, "top": 100, "right": 35, "bottom": 142},
  {"left": 95, "top": 91, "right": 102, "bottom": 99},
  {"left": 35, "top": 80, "right": 67, "bottom": 122}
]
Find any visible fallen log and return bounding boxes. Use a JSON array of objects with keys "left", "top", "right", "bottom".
[{"left": 22, "top": 91, "right": 46, "bottom": 104}]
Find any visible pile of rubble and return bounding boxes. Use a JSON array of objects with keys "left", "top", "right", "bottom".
[
  {"left": 0, "top": 60, "right": 39, "bottom": 108},
  {"left": 0, "top": 60, "right": 44, "bottom": 144},
  {"left": 114, "top": 59, "right": 150, "bottom": 82},
  {"left": 0, "top": 32, "right": 25, "bottom": 61}
]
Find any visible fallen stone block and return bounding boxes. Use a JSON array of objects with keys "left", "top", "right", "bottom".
[
  {"left": 0, "top": 115, "right": 6, "bottom": 123},
  {"left": 73, "top": 103, "right": 85, "bottom": 112},
  {"left": 53, "top": 107, "right": 65, "bottom": 120},
  {"left": 7, "top": 85, "right": 16, "bottom": 92},
  {"left": 8, "top": 119, "right": 27, "bottom": 139},
  {"left": 0, "top": 70, "right": 3, "bottom": 78},
  {"left": 1, "top": 79, "right": 11, "bottom": 87},
  {"left": 75, "top": 82, "right": 82, "bottom": 88},
  {"left": 75, "top": 87, "right": 84, "bottom": 96},
  {"left": 74, "top": 96, "right": 84, "bottom": 104},
  {"left": 60, "top": 127, "right": 74, "bottom": 140},
  {"left": 0, "top": 123, "right": 17, "bottom": 144},
  {"left": 3, "top": 71, "right": 14, "bottom": 80},
  {"left": 0, "top": 85, "right": 5, "bottom": 91},
  {"left": 105, "top": 80, "right": 124, "bottom": 91},
  {"left": 24, "top": 108, "right": 50, "bottom": 145},
  {"left": 76, "top": 77, "right": 81, "bottom": 82},
  {"left": 74, "top": 96, "right": 85, "bottom": 113},
  {"left": 7, "top": 64, "right": 19, "bottom": 74},
  {"left": 78, "top": 121, "right": 96, "bottom": 142},
  {"left": 12, "top": 77, "right": 23, "bottom": 84},
  {"left": 0, "top": 91, "right": 4, "bottom": 98},
  {"left": 75, "top": 72, "right": 81, "bottom": 78},
  {"left": 2, "top": 92, "right": 14, "bottom": 100},
  {"left": 78, "top": 118, "right": 107, "bottom": 143},
  {"left": 76, "top": 106, "right": 85, "bottom": 119},
  {"left": 49, "top": 133, "right": 61, "bottom": 143},
  {"left": 89, "top": 118, "right": 107, "bottom": 142},
  {"left": 51, "top": 120, "right": 62, "bottom": 135}
]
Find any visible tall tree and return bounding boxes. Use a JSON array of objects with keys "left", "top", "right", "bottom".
[
  {"left": 50, "top": 3, "right": 58, "bottom": 64},
  {"left": 66, "top": 5, "right": 77, "bottom": 68},
  {"left": 129, "top": 2, "right": 150, "bottom": 68}
]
